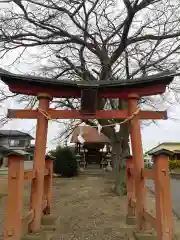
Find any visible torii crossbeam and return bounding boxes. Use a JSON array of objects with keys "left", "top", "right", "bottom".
[{"left": 7, "top": 109, "right": 167, "bottom": 120}]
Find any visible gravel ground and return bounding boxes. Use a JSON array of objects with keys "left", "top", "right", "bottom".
[
  {"left": 51, "top": 174, "right": 128, "bottom": 240},
  {"left": 0, "top": 172, "right": 128, "bottom": 240},
  {"left": 0, "top": 170, "right": 179, "bottom": 239},
  {"left": 51, "top": 172, "right": 180, "bottom": 239}
]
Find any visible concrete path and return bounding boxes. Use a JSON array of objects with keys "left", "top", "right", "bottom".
[{"left": 147, "top": 179, "right": 180, "bottom": 217}]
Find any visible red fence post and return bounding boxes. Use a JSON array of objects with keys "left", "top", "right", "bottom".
[
  {"left": 4, "top": 153, "right": 24, "bottom": 240},
  {"left": 152, "top": 149, "right": 173, "bottom": 240},
  {"left": 125, "top": 155, "right": 136, "bottom": 225},
  {"left": 43, "top": 155, "right": 54, "bottom": 215}
]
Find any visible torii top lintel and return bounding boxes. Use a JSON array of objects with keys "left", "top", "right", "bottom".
[{"left": 0, "top": 68, "right": 178, "bottom": 99}]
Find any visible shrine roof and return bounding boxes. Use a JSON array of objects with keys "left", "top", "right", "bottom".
[
  {"left": 0, "top": 68, "right": 178, "bottom": 88},
  {"left": 0, "top": 68, "right": 78, "bottom": 87},
  {"left": 100, "top": 71, "right": 179, "bottom": 87},
  {"left": 71, "top": 125, "right": 110, "bottom": 144},
  {"left": 0, "top": 68, "right": 179, "bottom": 98}
]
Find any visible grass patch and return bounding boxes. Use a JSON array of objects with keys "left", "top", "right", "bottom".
[{"left": 0, "top": 170, "right": 8, "bottom": 176}]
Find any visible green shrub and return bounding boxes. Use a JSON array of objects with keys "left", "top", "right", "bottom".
[
  {"left": 144, "top": 163, "right": 153, "bottom": 169},
  {"left": 168, "top": 160, "right": 180, "bottom": 171},
  {"left": 50, "top": 146, "right": 78, "bottom": 177}
]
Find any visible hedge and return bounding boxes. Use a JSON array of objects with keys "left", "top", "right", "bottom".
[
  {"left": 168, "top": 160, "right": 180, "bottom": 171},
  {"left": 49, "top": 146, "right": 78, "bottom": 177}
]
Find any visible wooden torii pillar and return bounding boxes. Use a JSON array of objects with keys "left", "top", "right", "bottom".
[
  {"left": 29, "top": 93, "right": 52, "bottom": 232},
  {"left": 128, "top": 93, "right": 146, "bottom": 230},
  {"left": 0, "top": 69, "right": 176, "bottom": 234}
]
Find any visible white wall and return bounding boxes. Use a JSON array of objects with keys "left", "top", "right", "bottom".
[{"left": 24, "top": 161, "right": 33, "bottom": 170}]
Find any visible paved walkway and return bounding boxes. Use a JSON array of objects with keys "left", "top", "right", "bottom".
[
  {"left": 51, "top": 173, "right": 129, "bottom": 240},
  {"left": 147, "top": 178, "right": 180, "bottom": 217}
]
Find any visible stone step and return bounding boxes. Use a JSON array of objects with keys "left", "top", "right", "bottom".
[
  {"left": 133, "top": 231, "right": 157, "bottom": 240},
  {"left": 21, "top": 227, "right": 56, "bottom": 240},
  {"left": 41, "top": 215, "right": 58, "bottom": 226},
  {"left": 21, "top": 215, "right": 57, "bottom": 240},
  {"left": 21, "top": 232, "right": 42, "bottom": 240},
  {"left": 41, "top": 224, "right": 56, "bottom": 231},
  {"left": 124, "top": 216, "right": 157, "bottom": 240}
]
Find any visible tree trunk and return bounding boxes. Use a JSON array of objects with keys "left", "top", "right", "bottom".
[
  {"left": 99, "top": 99, "right": 130, "bottom": 195},
  {"left": 112, "top": 122, "right": 130, "bottom": 196},
  {"left": 112, "top": 141, "right": 122, "bottom": 195}
]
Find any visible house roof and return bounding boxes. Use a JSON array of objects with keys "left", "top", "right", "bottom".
[
  {"left": 0, "top": 145, "right": 9, "bottom": 152},
  {"left": 148, "top": 148, "right": 174, "bottom": 157},
  {"left": 70, "top": 125, "right": 110, "bottom": 144},
  {"left": 0, "top": 130, "right": 34, "bottom": 139},
  {"left": 6, "top": 149, "right": 30, "bottom": 156},
  {"left": 146, "top": 142, "right": 180, "bottom": 155},
  {"left": 173, "top": 150, "right": 180, "bottom": 154},
  {"left": 0, "top": 68, "right": 178, "bottom": 88},
  {"left": 0, "top": 146, "right": 29, "bottom": 156}
]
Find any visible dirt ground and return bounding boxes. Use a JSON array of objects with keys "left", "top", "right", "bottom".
[
  {"left": 0, "top": 172, "right": 129, "bottom": 239},
  {"left": 51, "top": 172, "right": 180, "bottom": 239},
  {"left": 51, "top": 173, "right": 129, "bottom": 240},
  {"left": 0, "top": 171, "right": 179, "bottom": 239}
]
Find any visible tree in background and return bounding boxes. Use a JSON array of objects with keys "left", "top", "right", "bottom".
[
  {"left": 1, "top": 0, "right": 180, "bottom": 194},
  {"left": 49, "top": 146, "right": 78, "bottom": 177}
]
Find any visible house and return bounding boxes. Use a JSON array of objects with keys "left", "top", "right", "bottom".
[
  {"left": 146, "top": 142, "right": 180, "bottom": 161},
  {"left": 144, "top": 153, "right": 153, "bottom": 166},
  {"left": 0, "top": 130, "right": 35, "bottom": 168}
]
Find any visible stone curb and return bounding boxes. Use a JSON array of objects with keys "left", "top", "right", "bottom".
[{"left": 170, "top": 172, "right": 180, "bottom": 180}]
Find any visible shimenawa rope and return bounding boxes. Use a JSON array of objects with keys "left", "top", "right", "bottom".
[{"left": 37, "top": 108, "right": 140, "bottom": 128}]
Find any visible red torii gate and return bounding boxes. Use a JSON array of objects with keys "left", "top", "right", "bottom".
[{"left": 0, "top": 69, "right": 177, "bottom": 239}]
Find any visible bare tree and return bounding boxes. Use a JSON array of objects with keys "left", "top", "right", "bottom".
[{"left": 1, "top": 0, "right": 180, "bottom": 194}]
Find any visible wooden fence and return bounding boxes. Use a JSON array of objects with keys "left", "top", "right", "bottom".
[
  {"left": 126, "top": 151, "right": 173, "bottom": 240},
  {"left": 4, "top": 153, "right": 53, "bottom": 240}
]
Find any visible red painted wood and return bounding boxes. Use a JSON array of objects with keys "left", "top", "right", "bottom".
[
  {"left": 153, "top": 155, "right": 173, "bottom": 239},
  {"left": 4, "top": 155, "right": 24, "bottom": 240},
  {"left": 128, "top": 94, "right": 147, "bottom": 230},
  {"left": 126, "top": 156, "right": 136, "bottom": 218},
  {"left": 43, "top": 159, "right": 53, "bottom": 215},
  {"left": 8, "top": 109, "right": 167, "bottom": 120},
  {"left": 9, "top": 82, "right": 167, "bottom": 98},
  {"left": 99, "top": 83, "right": 167, "bottom": 98},
  {"left": 29, "top": 95, "right": 51, "bottom": 232},
  {"left": 9, "top": 84, "right": 80, "bottom": 98}
]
